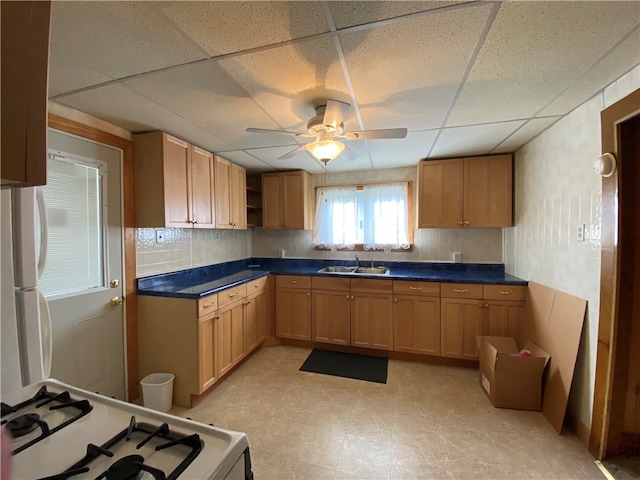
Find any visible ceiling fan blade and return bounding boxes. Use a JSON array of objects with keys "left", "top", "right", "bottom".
[
  {"left": 277, "top": 145, "right": 307, "bottom": 160},
  {"left": 246, "top": 127, "right": 311, "bottom": 137},
  {"left": 341, "top": 128, "right": 408, "bottom": 140},
  {"left": 322, "top": 100, "right": 351, "bottom": 129},
  {"left": 340, "top": 144, "right": 359, "bottom": 162}
]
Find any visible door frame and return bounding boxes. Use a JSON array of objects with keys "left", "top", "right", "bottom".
[
  {"left": 47, "top": 114, "right": 139, "bottom": 400},
  {"left": 590, "top": 88, "right": 640, "bottom": 459}
]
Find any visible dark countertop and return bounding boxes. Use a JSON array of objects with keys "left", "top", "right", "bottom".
[{"left": 137, "top": 258, "right": 527, "bottom": 300}]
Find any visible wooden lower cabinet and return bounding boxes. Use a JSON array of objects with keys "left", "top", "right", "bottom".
[
  {"left": 312, "top": 289, "right": 351, "bottom": 345},
  {"left": 483, "top": 300, "right": 524, "bottom": 339},
  {"left": 351, "top": 292, "right": 393, "bottom": 350},
  {"left": 246, "top": 287, "right": 268, "bottom": 353},
  {"left": 218, "top": 300, "right": 246, "bottom": 377},
  {"left": 198, "top": 311, "right": 218, "bottom": 392},
  {"left": 393, "top": 295, "right": 441, "bottom": 355},
  {"left": 440, "top": 297, "right": 484, "bottom": 360},
  {"left": 276, "top": 276, "right": 312, "bottom": 340}
]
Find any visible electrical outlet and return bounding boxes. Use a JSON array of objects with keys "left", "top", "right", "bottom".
[
  {"left": 576, "top": 223, "right": 585, "bottom": 242},
  {"left": 215, "top": 232, "right": 220, "bottom": 240},
  {"left": 155, "top": 229, "right": 164, "bottom": 243}
]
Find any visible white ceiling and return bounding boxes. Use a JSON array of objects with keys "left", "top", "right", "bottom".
[{"left": 48, "top": 1, "right": 640, "bottom": 175}]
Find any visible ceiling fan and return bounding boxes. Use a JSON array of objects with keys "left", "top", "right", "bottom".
[{"left": 246, "top": 99, "right": 408, "bottom": 164}]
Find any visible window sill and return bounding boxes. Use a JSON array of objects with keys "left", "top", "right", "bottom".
[{"left": 314, "top": 244, "right": 413, "bottom": 252}]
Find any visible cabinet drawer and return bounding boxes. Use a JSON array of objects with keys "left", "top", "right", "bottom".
[
  {"left": 312, "top": 276, "right": 350, "bottom": 291},
  {"left": 393, "top": 281, "right": 440, "bottom": 297},
  {"left": 483, "top": 284, "right": 527, "bottom": 301},
  {"left": 441, "top": 283, "right": 482, "bottom": 299},
  {"left": 350, "top": 278, "right": 392, "bottom": 294},
  {"left": 218, "top": 284, "right": 247, "bottom": 308},
  {"left": 197, "top": 293, "right": 218, "bottom": 317},
  {"left": 276, "top": 275, "right": 312, "bottom": 289},
  {"left": 246, "top": 277, "right": 268, "bottom": 294}
]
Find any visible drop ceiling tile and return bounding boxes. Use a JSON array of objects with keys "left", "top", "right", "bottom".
[
  {"left": 430, "top": 120, "right": 525, "bottom": 158},
  {"left": 447, "top": 1, "right": 640, "bottom": 126},
  {"left": 125, "top": 61, "right": 293, "bottom": 150},
  {"left": 156, "top": 1, "right": 329, "bottom": 57},
  {"left": 367, "top": 130, "right": 438, "bottom": 169},
  {"left": 491, "top": 117, "right": 561, "bottom": 154},
  {"left": 214, "top": 150, "right": 277, "bottom": 175},
  {"left": 217, "top": 37, "right": 351, "bottom": 132},
  {"left": 49, "top": 2, "right": 208, "bottom": 95},
  {"left": 55, "top": 84, "right": 237, "bottom": 152},
  {"left": 328, "top": 1, "right": 468, "bottom": 29},
  {"left": 339, "top": 3, "right": 493, "bottom": 130},
  {"left": 538, "top": 29, "right": 640, "bottom": 117}
]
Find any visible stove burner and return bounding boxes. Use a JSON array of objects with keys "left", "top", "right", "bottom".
[
  {"left": 5, "top": 413, "right": 40, "bottom": 438},
  {"left": 105, "top": 455, "right": 145, "bottom": 480}
]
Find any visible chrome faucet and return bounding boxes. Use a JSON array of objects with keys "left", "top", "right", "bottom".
[
  {"left": 370, "top": 259, "right": 375, "bottom": 268},
  {"left": 355, "top": 255, "right": 360, "bottom": 268}
]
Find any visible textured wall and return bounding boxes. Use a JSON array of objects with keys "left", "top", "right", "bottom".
[
  {"left": 252, "top": 166, "right": 504, "bottom": 264},
  {"left": 504, "top": 66, "right": 639, "bottom": 428}
]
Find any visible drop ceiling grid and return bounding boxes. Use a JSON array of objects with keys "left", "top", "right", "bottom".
[
  {"left": 216, "top": 37, "right": 352, "bottom": 132},
  {"left": 447, "top": 1, "right": 640, "bottom": 127},
  {"left": 48, "top": 1, "right": 208, "bottom": 96},
  {"left": 337, "top": 4, "right": 494, "bottom": 131},
  {"left": 367, "top": 130, "right": 439, "bottom": 169},
  {"left": 491, "top": 117, "right": 561, "bottom": 154},
  {"left": 156, "top": 1, "right": 330, "bottom": 57},
  {"left": 538, "top": 28, "right": 640, "bottom": 118},
  {"left": 124, "top": 62, "right": 281, "bottom": 151},
  {"left": 430, "top": 120, "right": 525, "bottom": 158}
]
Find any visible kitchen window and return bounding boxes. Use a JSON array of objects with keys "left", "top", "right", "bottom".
[{"left": 313, "top": 182, "right": 411, "bottom": 252}]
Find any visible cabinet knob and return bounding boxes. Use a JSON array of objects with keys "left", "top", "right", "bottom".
[
  {"left": 485, "top": 303, "right": 489, "bottom": 307},
  {"left": 193, "top": 220, "right": 199, "bottom": 225},
  {"left": 307, "top": 292, "right": 311, "bottom": 296},
  {"left": 346, "top": 295, "right": 350, "bottom": 299},
  {"left": 394, "top": 298, "right": 398, "bottom": 303},
  {"left": 351, "top": 295, "right": 354, "bottom": 300},
  {"left": 458, "top": 221, "right": 463, "bottom": 225},
  {"left": 464, "top": 221, "right": 469, "bottom": 225}
]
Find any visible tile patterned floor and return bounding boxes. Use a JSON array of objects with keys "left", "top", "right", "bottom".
[{"left": 171, "top": 346, "right": 604, "bottom": 479}]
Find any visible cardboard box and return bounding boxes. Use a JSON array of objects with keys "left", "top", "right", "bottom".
[{"left": 477, "top": 336, "right": 550, "bottom": 411}]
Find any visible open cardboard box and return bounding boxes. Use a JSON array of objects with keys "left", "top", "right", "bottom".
[
  {"left": 477, "top": 336, "right": 550, "bottom": 411},
  {"left": 476, "top": 282, "right": 587, "bottom": 433}
]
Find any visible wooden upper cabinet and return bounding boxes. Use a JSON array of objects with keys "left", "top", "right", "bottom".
[
  {"left": 133, "top": 132, "right": 215, "bottom": 228},
  {"left": 215, "top": 156, "right": 246, "bottom": 229},
  {"left": 1, "top": 1, "right": 51, "bottom": 188},
  {"left": 262, "top": 171, "right": 313, "bottom": 229},
  {"left": 417, "top": 159, "right": 464, "bottom": 228},
  {"left": 417, "top": 155, "right": 513, "bottom": 228}
]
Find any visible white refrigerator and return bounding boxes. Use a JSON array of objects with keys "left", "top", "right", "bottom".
[{"left": 1, "top": 187, "right": 51, "bottom": 394}]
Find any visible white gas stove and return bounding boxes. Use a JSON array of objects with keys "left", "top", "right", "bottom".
[{"left": 1, "top": 379, "right": 252, "bottom": 479}]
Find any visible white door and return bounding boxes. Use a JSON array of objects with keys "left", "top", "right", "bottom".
[{"left": 39, "top": 130, "right": 125, "bottom": 399}]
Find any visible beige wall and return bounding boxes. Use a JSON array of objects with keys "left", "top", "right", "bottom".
[
  {"left": 504, "top": 66, "right": 639, "bottom": 428},
  {"left": 252, "top": 166, "right": 504, "bottom": 264}
]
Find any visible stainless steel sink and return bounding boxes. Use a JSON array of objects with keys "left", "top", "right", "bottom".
[
  {"left": 317, "top": 265, "right": 356, "bottom": 274},
  {"left": 317, "top": 265, "right": 389, "bottom": 275},
  {"left": 354, "top": 267, "right": 389, "bottom": 275}
]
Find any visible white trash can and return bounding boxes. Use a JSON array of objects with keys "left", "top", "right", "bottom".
[{"left": 140, "top": 373, "right": 174, "bottom": 412}]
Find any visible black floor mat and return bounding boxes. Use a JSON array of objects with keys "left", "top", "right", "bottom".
[{"left": 299, "top": 349, "right": 388, "bottom": 384}]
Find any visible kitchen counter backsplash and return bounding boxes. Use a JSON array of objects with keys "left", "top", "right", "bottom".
[{"left": 137, "top": 258, "right": 526, "bottom": 299}]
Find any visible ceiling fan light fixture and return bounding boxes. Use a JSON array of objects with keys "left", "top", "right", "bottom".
[{"left": 306, "top": 140, "right": 345, "bottom": 162}]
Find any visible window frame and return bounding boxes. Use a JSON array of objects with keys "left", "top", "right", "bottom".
[{"left": 313, "top": 180, "right": 414, "bottom": 252}]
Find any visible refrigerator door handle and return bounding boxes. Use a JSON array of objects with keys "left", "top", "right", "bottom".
[
  {"left": 35, "top": 186, "right": 48, "bottom": 279},
  {"left": 38, "top": 290, "right": 52, "bottom": 379}
]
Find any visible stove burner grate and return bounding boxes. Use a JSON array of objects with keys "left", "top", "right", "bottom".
[{"left": 5, "top": 413, "right": 44, "bottom": 438}]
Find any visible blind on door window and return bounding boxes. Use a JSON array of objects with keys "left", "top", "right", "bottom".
[{"left": 36, "top": 156, "right": 104, "bottom": 297}]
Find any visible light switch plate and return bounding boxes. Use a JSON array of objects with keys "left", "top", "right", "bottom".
[{"left": 577, "top": 224, "right": 585, "bottom": 242}]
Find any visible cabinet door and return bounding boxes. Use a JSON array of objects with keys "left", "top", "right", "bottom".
[
  {"left": 441, "top": 298, "right": 483, "bottom": 360},
  {"left": 1, "top": 1, "right": 50, "bottom": 188},
  {"left": 417, "top": 159, "right": 464, "bottom": 228},
  {"left": 245, "top": 289, "right": 267, "bottom": 353},
  {"left": 214, "top": 156, "right": 233, "bottom": 229},
  {"left": 275, "top": 287, "right": 311, "bottom": 340},
  {"left": 393, "top": 295, "right": 440, "bottom": 355},
  {"left": 351, "top": 293, "right": 393, "bottom": 350},
  {"left": 197, "top": 313, "right": 217, "bottom": 393},
  {"left": 231, "top": 162, "right": 247, "bottom": 229},
  {"left": 218, "top": 302, "right": 246, "bottom": 377},
  {"left": 262, "top": 173, "right": 283, "bottom": 229},
  {"left": 312, "top": 289, "right": 351, "bottom": 345},
  {"left": 483, "top": 300, "right": 524, "bottom": 341},
  {"left": 190, "top": 146, "right": 215, "bottom": 228},
  {"left": 464, "top": 155, "right": 512, "bottom": 227},
  {"left": 282, "top": 171, "right": 306, "bottom": 229},
  {"left": 163, "top": 135, "right": 192, "bottom": 227}
]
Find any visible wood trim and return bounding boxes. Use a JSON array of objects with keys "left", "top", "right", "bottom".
[
  {"left": 47, "top": 113, "right": 139, "bottom": 401},
  {"left": 591, "top": 88, "right": 640, "bottom": 459}
]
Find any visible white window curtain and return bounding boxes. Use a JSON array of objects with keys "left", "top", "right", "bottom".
[
  {"left": 362, "top": 182, "right": 410, "bottom": 252},
  {"left": 313, "top": 186, "right": 358, "bottom": 251}
]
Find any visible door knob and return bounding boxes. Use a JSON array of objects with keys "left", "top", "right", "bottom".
[
  {"left": 110, "top": 297, "right": 125, "bottom": 306},
  {"left": 110, "top": 279, "right": 119, "bottom": 288}
]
